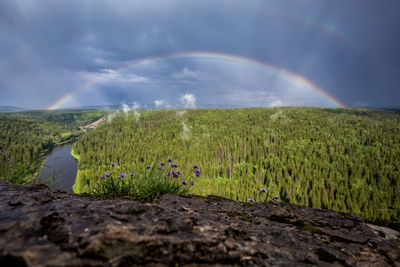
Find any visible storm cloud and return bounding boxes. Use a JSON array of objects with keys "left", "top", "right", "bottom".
[{"left": 1, "top": 0, "right": 399, "bottom": 109}]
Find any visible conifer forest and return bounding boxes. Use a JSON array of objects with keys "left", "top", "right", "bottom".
[
  {"left": 1, "top": 107, "right": 399, "bottom": 229},
  {"left": 0, "top": 110, "right": 105, "bottom": 184},
  {"left": 69, "top": 107, "right": 400, "bottom": 229}
]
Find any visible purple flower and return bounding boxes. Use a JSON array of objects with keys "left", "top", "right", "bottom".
[
  {"left": 192, "top": 164, "right": 199, "bottom": 169},
  {"left": 104, "top": 172, "right": 111, "bottom": 177},
  {"left": 167, "top": 158, "right": 173, "bottom": 162},
  {"left": 177, "top": 171, "right": 182, "bottom": 175},
  {"left": 273, "top": 196, "right": 280, "bottom": 200},
  {"left": 181, "top": 180, "right": 187, "bottom": 186},
  {"left": 194, "top": 170, "right": 200, "bottom": 177},
  {"left": 172, "top": 171, "right": 179, "bottom": 178},
  {"left": 100, "top": 176, "right": 106, "bottom": 179},
  {"left": 111, "top": 162, "right": 116, "bottom": 167},
  {"left": 145, "top": 165, "right": 151, "bottom": 169},
  {"left": 170, "top": 163, "right": 178, "bottom": 168},
  {"left": 189, "top": 180, "right": 194, "bottom": 186},
  {"left": 260, "top": 188, "right": 267, "bottom": 193},
  {"left": 166, "top": 171, "right": 172, "bottom": 177},
  {"left": 248, "top": 198, "right": 255, "bottom": 203},
  {"left": 130, "top": 173, "right": 135, "bottom": 176},
  {"left": 160, "top": 162, "right": 165, "bottom": 166},
  {"left": 158, "top": 167, "right": 163, "bottom": 170},
  {"left": 118, "top": 172, "right": 127, "bottom": 178}
]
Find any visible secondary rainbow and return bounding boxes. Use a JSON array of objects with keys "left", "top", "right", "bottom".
[{"left": 46, "top": 52, "right": 346, "bottom": 110}]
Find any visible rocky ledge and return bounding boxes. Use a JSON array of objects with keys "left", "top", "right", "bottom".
[{"left": 0, "top": 180, "right": 399, "bottom": 266}]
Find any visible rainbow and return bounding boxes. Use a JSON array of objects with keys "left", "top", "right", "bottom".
[
  {"left": 46, "top": 52, "right": 346, "bottom": 110},
  {"left": 245, "top": 4, "right": 361, "bottom": 54},
  {"left": 290, "top": 14, "right": 362, "bottom": 53}
]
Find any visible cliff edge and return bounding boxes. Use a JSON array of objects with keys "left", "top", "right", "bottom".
[{"left": 0, "top": 180, "right": 399, "bottom": 266}]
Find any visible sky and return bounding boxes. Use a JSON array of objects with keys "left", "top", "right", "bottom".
[{"left": 0, "top": 0, "right": 399, "bottom": 110}]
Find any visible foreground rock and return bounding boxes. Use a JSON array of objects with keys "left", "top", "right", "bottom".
[{"left": 0, "top": 180, "right": 399, "bottom": 266}]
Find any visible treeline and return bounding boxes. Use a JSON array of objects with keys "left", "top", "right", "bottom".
[
  {"left": 72, "top": 107, "right": 400, "bottom": 228},
  {"left": 2, "top": 110, "right": 106, "bottom": 126}
]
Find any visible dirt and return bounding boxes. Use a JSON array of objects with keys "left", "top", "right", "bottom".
[{"left": 81, "top": 117, "right": 105, "bottom": 130}]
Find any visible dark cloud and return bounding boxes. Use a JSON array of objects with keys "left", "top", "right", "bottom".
[{"left": 0, "top": 0, "right": 399, "bottom": 109}]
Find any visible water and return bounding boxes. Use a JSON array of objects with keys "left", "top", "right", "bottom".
[{"left": 37, "top": 143, "right": 78, "bottom": 193}]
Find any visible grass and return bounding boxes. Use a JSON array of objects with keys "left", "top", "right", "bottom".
[
  {"left": 72, "top": 169, "right": 84, "bottom": 194},
  {"left": 70, "top": 144, "right": 80, "bottom": 161},
  {"left": 87, "top": 160, "right": 280, "bottom": 204},
  {"left": 90, "top": 163, "right": 190, "bottom": 202}
]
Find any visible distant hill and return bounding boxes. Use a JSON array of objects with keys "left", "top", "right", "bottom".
[
  {"left": 76, "top": 103, "right": 245, "bottom": 110},
  {"left": 0, "top": 106, "right": 26, "bottom": 112}
]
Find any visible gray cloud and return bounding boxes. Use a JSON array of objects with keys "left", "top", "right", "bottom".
[{"left": 1, "top": 0, "right": 400, "bottom": 109}]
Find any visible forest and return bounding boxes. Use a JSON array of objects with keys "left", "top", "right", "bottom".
[
  {"left": 72, "top": 107, "right": 400, "bottom": 229},
  {"left": 2, "top": 109, "right": 106, "bottom": 126},
  {"left": 0, "top": 110, "right": 106, "bottom": 184}
]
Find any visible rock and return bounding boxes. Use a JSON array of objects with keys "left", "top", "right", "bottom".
[{"left": 0, "top": 179, "right": 399, "bottom": 266}]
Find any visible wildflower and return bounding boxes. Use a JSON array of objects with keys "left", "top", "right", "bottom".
[
  {"left": 118, "top": 173, "right": 127, "bottom": 178},
  {"left": 145, "top": 165, "right": 151, "bottom": 169},
  {"left": 194, "top": 170, "right": 200, "bottom": 177},
  {"left": 248, "top": 198, "right": 255, "bottom": 203},
  {"left": 260, "top": 188, "right": 267, "bottom": 193},
  {"left": 172, "top": 171, "right": 179, "bottom": 178},
  {"left": 189, "top": 180, "right": 194, "bottom": 186},
  {"left": 170, "top": 163, "right": 178, "bottom": 168},
  {"left": 166, "top": 172, "right": 172, "bottom": 177},
  {"left": 167, "top": 158, "right": 173, "bottom": 162},
  {"left": 100, "top": 176, "right": 106, "bottom": 179},
  {"left": 104, "top": 172, "right": 111, "bottom": 177},
  {"left": 160, "top": 162, "right": 165, "bottom": 166},
  {"left": 192, "top": 164, "right": 198, "bottom": 169},
  {"left": 111, "top": 162, "right": 116, "bottom": 167},
  {"left": 177, "top": 171, "right": 182, "bottom": 175},
  {"left": 130, "top": 173, "right": 135, "bottom": 176},
  {"left": 273, "top": 196, "right": 280, "bottom": 200},
  {"left": 181, "top": 180, "right": 187, "bottom": 186}
]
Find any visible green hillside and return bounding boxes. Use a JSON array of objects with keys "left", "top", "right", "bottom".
[
  {"left": 0, "top": 110, "right": 106, "bottom": 184},
  {"left": 0, "top": 106, "right": 26, "bottom": 113},
  {"left": 72, "top": 107, "right": 400, "bottom": 228},
  {"left": 0, "top": 117, "right": 79, "bottom": 183}
]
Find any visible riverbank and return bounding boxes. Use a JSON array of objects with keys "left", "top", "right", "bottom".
[
  {"left": 71, "top": 117, "right": 105, "bottom": 194},
  {"left": 31, "top": 134, "right": 80, "bottom": 185},
  {"left": 25, "top": 157, "right": 46, "bottom": 184},
  {"left": 70, "top": 144, "right": 80, "bottom": 161},
  {"left": 70, "top": 144, "right": 84, "bottom": 194},
  {"left": 36, "top": 144, "right": 78, "bottom": 193}
]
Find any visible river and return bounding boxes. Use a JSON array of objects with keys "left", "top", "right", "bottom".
[{"left": 37, "top": 143, "right": 78, "bottom": 193}]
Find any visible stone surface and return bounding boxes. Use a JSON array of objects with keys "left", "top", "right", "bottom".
[{"left": 0, "top": 180, "right": 399, "bottom": 266}]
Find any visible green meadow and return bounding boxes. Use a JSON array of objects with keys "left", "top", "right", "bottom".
[{"left": 72, "top": 107, "right": 400, "bottom": 229}]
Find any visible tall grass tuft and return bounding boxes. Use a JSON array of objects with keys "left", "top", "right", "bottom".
[{"left": 90, "top": 163, "right": 189, "bottom": 202}]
